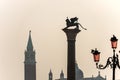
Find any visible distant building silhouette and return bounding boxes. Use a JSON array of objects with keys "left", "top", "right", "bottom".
[
  {"left": 49, "top": 69, "right": 53, "bottom": 80},
  {"left": 60, "top": 70, "right": 64, "bottom": 80},
  {"left": 23, "top": 31, "right": 106, "bottom": 80},
  {"left": 54, "top": 63, "right": 106, "bottom": 80},
  {"left": 24, "top": 31, "right": 36, "bottom": 80}
]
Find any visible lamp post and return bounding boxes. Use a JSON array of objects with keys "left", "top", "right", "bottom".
[{"left": 91, "top": 35, "right": 120, "bottom": 80}]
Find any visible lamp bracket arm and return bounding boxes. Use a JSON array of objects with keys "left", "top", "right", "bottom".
[{"left": 96, "top": 57, "right": 113, "bottom": 69}]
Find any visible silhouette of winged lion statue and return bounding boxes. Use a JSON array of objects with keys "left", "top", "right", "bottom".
[{"left": 65, "top": 17, "right": 87, "bottom": 30}]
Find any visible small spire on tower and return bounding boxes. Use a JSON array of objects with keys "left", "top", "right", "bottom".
[
  {"left": 98, "top": 71, "right": 100, "bottom": 76},
  {"left": 60, "top": 70, "right": 64, "bottom": 78},
  {"left": 49, "top": 69, "right": 53, "bottom": 80},
  {"left": 92, "top": 75, "right": 94, "bottom": 78},
  {"left": 27, "top": 30, "right": 33, "bottom": 51},
  {"left": 29, "top": 30, "right": 31, "bottom": 33},
  {"left": 49, "top": 69, "right": 53, "bottom": 75},
  {"left": 61, "top": 70, "right": 63, "bottom": 73}
]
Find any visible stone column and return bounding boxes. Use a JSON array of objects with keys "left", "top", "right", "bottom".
[{"left": 62, "top": 28, "right": 80, "bottom": 80}]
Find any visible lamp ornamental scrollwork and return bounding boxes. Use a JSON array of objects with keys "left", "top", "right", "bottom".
[{"left": 91, "top": 35, "right": 120, "bottom": 80}]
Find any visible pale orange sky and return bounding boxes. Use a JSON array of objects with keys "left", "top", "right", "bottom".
[{"left": 1, "top": 0, "right": 120, "bottom": 80}]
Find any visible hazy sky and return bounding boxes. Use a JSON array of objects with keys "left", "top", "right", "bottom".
[{"left": 1, "top": 0, "right": 120, "bottom": 80}]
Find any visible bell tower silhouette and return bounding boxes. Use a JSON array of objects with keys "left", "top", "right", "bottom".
[{"left": 24, "top": 31, "right": 36, "bottom": 80}]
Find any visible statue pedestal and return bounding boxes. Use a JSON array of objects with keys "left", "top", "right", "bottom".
[{"left": 62, "top": 28, "right": 80, "bottom": 80}]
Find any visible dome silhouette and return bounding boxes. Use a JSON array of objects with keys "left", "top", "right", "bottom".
[{"left": 75, "top": 63, "right": 84, "bottom": 80}]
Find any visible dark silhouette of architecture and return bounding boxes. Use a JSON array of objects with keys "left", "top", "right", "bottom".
[
  {"left": 60, "top": 70, "right": 64, "bottom": 80},
  {"left": 24, "top": 31, "right": 36, "bottom": 80},
  {"left": 62, "top": 27, "right": 80, "bottom": 80},
  {"left": 55, "top": 63, "right": 106, "bottom": 80},
  {"left": 49, "top": 70, "right": 53, "bottom": 80}
]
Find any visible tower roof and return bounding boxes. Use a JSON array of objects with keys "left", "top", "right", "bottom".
[
  {"left": 60, "top": 70, "right": 64, "bottom": 77},
  {"left": 49, "top": 69, "right": 53, "bottom": 75},
  {"left": 24, "top": 30, "right": 36, "bottom": 64},
  {"left": 75, "top": 62, "right": 84, "bottom": 79},
  {"left": 27, "top": 30, "right": 33, "bottom": 50}
]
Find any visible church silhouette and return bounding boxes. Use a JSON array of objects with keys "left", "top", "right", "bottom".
[
  {"left": 24, "top": 31, "right": 106, "bottom": 80},
  {"left": 50, "top": 63, "right": 106, "bottom": 80}
]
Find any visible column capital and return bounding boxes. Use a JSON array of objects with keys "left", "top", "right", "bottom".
[{"left": 62, "top": 28, "right": 80, "bottom": 40}]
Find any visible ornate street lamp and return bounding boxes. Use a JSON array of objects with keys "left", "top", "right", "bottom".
[
  {"left": 91, "top": 48, "right": 100, "bottom": 62},
  {"left": 111, "top": 35, "right": 118, "bottom": 49},
  {"left": 91, "top": 35, "right": 120, "bottom": 80}
]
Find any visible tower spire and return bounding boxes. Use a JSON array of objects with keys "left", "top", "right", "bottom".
[
  {"left": 60, "top": 70, "right": 64, "bottom": 79},
  {"left": 27, "top": 30, "right": 33, "bottom": 51},
  {"left": 98, "top": 71, "right": 100, "bottom": 76},
  {"left": 24, "top": 30, "right": 36, "bottom": 80},
  {"left": 49, "top": 69, "right": 53, "bottom": 80}
]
